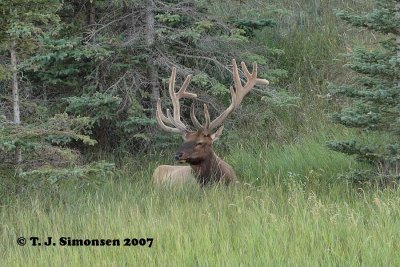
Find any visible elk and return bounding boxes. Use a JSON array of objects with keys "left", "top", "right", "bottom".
[{"left": 152, "top": 59, "right": 269, "bottom": 186}]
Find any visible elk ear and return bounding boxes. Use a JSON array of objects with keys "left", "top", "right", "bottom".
[
  {"left": 181, "top": 131, "right": 192, "bottom": 141},
  {"left": 210, "top": 125, "right": 224, "bottom": 142},
  {"left": 181, "top": 131, "right": 189, "bottom": 141}
]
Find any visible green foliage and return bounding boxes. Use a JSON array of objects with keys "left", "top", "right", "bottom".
[
  {"left": 117, "top": 116, "right": 156, "bottom": 133},
  {"left": 191, "top": 72, "right": 229, "bottom": 97},
  {"left": 0, "top": 111, "right": 98, "bottom": 183},
  {"left": 19, "top": 160, "right": 115, "bottom": 184},
  {"left": 0, "top": 64, "right": 11, "bottom": 81},
  {"left": 195, "top": 20, "right": 214, "bottom": 33},
  {"left": 0, "top": 0, "right": 62, "bottom": 49},
  {"left": 64, "top": 91, "right": 155, "bottom": 146},
  {"left": 336, "top": 1, "right": 400, "bottom": 34},
  {"left": 155, "top": 13, "right": 182, "bottom": 26},
  {"left": 177, "top": 28, "right": 202, "bottom": 43},
  {"left": 0, "top": 113, "right": 95, "bottom": 150},
  {"left": 66, "top": 93, "right": 122, "bottom": 125},
  {"left": 22, "top": 35, "right": 113, "bottom": 86},
  {"left": 222, "top": 28, "right": 249, "bottom": 42},
  {"left": 234, "top": 19, "right": 276, "bottom": 36},
  {"left": 329, "top": 0, "right": 400, "bottom": 182},
  {"left": 327, "top": 140, "right": 380, "bottom": 163},
  {"left": 261, "top": 90, "right": 300, "bottom": 109}
]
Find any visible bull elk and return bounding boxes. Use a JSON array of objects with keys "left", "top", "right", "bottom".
[{"left": 153, "top": 59, "right": 269, "bottom": 186}]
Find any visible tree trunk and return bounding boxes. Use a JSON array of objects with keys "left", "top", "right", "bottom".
[
  {"left": 10, "top": 40, "right": 22, "bottom": 164},
  {"left": 89, "top": 0, "right": 95, "bottom": 26},
  {"left": 396, "top": 32, "right": 400, "bottom": 177},
  {"left": 145, "top": 0, "right": 160, "bottom": 110},
  {"left": 397, "top": 4, "right": 400, "bottom": 86},
  {"left": 393, "top": 4, "right": 400, "bottom": 178},
  {"left": 397, "top": 34, "right": 400, "bottom": 57},
  {"left": 397, "top": 31, "right": 400, "bottom": 177}
]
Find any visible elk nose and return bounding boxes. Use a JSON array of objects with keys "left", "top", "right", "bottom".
[{"left": 175, "top": 152, "right": 183, "bottom": 160}]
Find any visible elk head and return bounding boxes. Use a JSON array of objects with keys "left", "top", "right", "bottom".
[
  {"left": 174, "top": 126, "right": 224, "bottom": 165},
  {"left": 156, "top": 59, "right": 269, "bottom": 185}
]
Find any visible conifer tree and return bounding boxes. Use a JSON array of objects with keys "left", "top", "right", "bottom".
[
  {"left": 0, "top": 0, "right": 61, "bottom": 164},
  {"left": 0, "top": 1, "right": 111, "bottom": 179},
  {"left": 328, "top": 0, "right": 400, "bottom": 183}
]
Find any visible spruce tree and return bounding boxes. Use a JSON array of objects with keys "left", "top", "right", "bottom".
[
  {"left": 328, "top": 0, "right": 400, "bottom": 183},
  {"left": 0, "top": 0, "right": 61, "bottom": 166},
  {"left": 0, "top": 1, "right": 113, "bottom": 179}
]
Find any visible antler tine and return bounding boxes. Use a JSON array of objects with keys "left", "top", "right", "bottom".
[
  {"left": 168, "top": 68, "right": 182, "bottom": 127},
  {"left": 155, "top": 67, "right": 198, "bottom": 134},
  {"left": 240, "top": 61, "right": 253, "bottom": 78},
  {"left": 190, "top": 103, "right": 203, "bottom": 130},
  {"left": 232, "top": 59, "right": 269, "bottom": 109},
  {"left": 208, "top": 59, "right": 269, "bottom": 131},
  {"left": 242, "top": 61, "right": 270, "bottom": 86},
  {"left": 203, "top": 104, "right": 210, "bottom": 131},
  {"left": 208, "top": 86, "right": 236, "bottom": 130},
  {"left": 157, "top": 102, "right": 171, "bottom": 124},
  {"left": 169, "top": 68, "right": 197, "bottom": 126},
  {"left": 166, "top": 109, "right": 187, "bottom": 132},
  {"left": 156, "top": 99, "right": 181, "bottom": 134},
  {"left": 177, "top": 75, "right": 197, "bottom": 98},
  {"left": 189, "top": 103, "right": 211, "bottom": 132}
]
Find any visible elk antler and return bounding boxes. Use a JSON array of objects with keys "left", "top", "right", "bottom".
[
  {"left": 156, "top": 67, "right": 197, "bottom": 134},
  {"left": 191, "top": 59, "right": 269, "bottom": 132},
  {"left": 156, "top": 60, "right": 269, "bottom": 135}
]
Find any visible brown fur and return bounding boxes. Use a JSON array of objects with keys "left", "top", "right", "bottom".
[
  {"left": 190, "top": 152, "right": 237, "bottom": 186},
  {"left": 175, "top": 131, "right": 237, "bottom": 186}
]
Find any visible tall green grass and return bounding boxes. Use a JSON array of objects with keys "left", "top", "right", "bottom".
[
  {"left": 226, "top": 124, "right": 367, "bottom": 187},
  {"left": 2, "top": 133, "right": 397, "bottom": 266},
  {"left": 1, "top": 169, "right": 399, "bottom": 266}
]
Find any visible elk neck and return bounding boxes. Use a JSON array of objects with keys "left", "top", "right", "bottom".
[{"left": 189, "top": 150, "right": 224, "bottom": 186}]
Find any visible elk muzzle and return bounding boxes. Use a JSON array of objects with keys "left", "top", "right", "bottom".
[
  {"left": 175, "top": 152, "right": 184, "bottom": 161},
  {"left": 175, "top": 140, "right": 198, "bottom": 163}
]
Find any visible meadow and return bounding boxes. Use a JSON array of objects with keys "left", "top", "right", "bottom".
[{"left": 1, "top": 135, "right": 400, "bottom": 266}]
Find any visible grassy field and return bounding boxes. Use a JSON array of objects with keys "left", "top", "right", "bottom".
[{"left": 1, "top": 136, "right": 400, "bottom": 266}]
